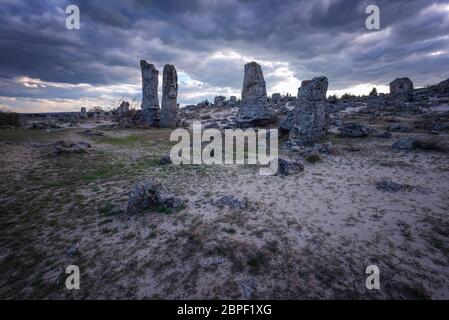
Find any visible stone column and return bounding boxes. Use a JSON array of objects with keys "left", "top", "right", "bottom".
[
  {"left": 389, "top": 77, "right": 414, "bottom": 101},
  {"left": 287, "top": 76, "right": 328, "bottom": 145},
  {"left": 160, "top": 64, "right": 179, "bottom": 128},
  {"left": 140, "top": 60, "right": 160, "bottom": 126},
  {"left": 236, "top": 61, "right": 271, "bottom": 127},
  {"left": 80, "top": 107, "right": 87, "bottom": 119}
]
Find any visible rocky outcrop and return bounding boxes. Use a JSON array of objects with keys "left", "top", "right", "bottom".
[
  {"left": 236, "top": 62, "right": 272, "bottom": 127},
  {"left": 140, "top": 60, "right": 160, "bottom": 126},
  {"left": 80, "top": 107, "right": 87, "bottom": 119},
  {"left": 284, "top": 77, "right": 329, "bottom": 145},
  {"left": 54, "top": 141, "right": 93, "bottom": 155},
  {"left": 277, "top": 157, "right": 305, "bottom": 176},
  {"left": 271, "top": 93, "right": 281, "bottom": 104},
  {"left": 390, "top": 78, "right": 414, "bottom": 101},
  {"left": 228, "top": 96, "right": 237, "bottom": 107},
  {"left": 160, "top": 64, "right": 179, "bottom": 128},
  {"left": 117, "top": 101, "right": 130, "bottom": 118},
  {"left": 375, "top": 179, "right": 413, "bottom": 192},
  {"left": 214, "top": 96, "right": 226, "bottom": 107},
  {"left": 126, "top": 178, "right": 185, "bottom": 214},
  {"left": 215, "top": 195, "right": 247, "bottom": 209},
  {"left": 339, "top": 123, "right": 370, "bottom": 138}
]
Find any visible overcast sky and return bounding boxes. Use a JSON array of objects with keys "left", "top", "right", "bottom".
[{"left": 1, "top": 0, "right": 449, "bottom": 112}]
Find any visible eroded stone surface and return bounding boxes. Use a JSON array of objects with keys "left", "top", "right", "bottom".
[
  {"left": 236, "top": 62, "right": 272, "bottom": 127},
  {"left": 390, "top": 78, "right": 414, "bottom": 101},
  {"left": 160, "top": 64, "right": 179, "bottom": 128},
  {"left": 140, "top": 60, "right": 160, "bottom": 126},
  {"left": 286, "top": 77, "right": 329, "bottom": 145}
]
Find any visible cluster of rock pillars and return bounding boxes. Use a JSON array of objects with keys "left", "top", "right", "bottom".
[{"left": 80, "top": 59, "right": 449, "bottom": 148}]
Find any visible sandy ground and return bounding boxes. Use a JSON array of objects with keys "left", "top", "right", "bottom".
[{"left": 0, "top": 109, "right": 449, "bottom": 300}]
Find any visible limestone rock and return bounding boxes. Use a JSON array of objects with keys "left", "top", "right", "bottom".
[
  {"left": 271, "top": 93, "right": 281, "bottom": 104},
  {"left": 126, "top": 178, "right": 185, "bottom": 214},
  {"left": 228, "top": 96, "right": 237, "bottom": 107},
  {"left": 116, "top": 101, "right": 130, "bottom": 118},
  {"left": 375, "top": 179, "right": 413, "bottom": 192},
  {"left": 214, "top": 96, "right": 226, "bottom": 108},
  {"left": 388, "top": 123, "right": 409, "bottom": 132},
  {"left": 286, "top": 77, "right": 329, "bottom": 145},
  {"left": 390, "top": 78, "right": 414, "bottom": 101},
  {"left": 54, "top": 141, "right": 92, "bottom": 155},
  {"left": 215, "top": 195, "right": 247, "bottom": 209},
  {"left": 392, "top": 138, "right": 415, "bottom": 150},
  {"left": 82, "top": 130, "right": 104, "bottom": 136},
  {"left": 140, "top": 60, "right": 160, "bottom": 126},
  {"left": 297, "top": 78, "right": 328, "bottom": 102},
  {"left": 339, "top": 123, "right": 369, "bottom": 138},
  {"left": 160, "top": 64, "right": 179, "bottom": 128},
  {"left": 80, "top": 107, "right": 87, "bottom": 119},
  {"left": 277, "top": 157, "right": 305, "bottom": 176},
  {"left": 159, "top": 155, "right": 171, "bottom": 165},
  {"left": 236, "top": 62, "right": 272, "bottom": 127}
]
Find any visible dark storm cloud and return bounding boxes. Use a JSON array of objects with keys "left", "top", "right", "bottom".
[{"left": 0, "top": 0, "right": 448, "bottom": 111}]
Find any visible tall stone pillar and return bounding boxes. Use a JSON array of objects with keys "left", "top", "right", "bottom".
[
  {"left": 236, "top": 61, "right": 271, "bottom": 127},
  {"left": 288, "top": 77, "right": 328, "bottom": 145},
  {"left": 140, "top": 60, "right": 160, "bottom": 126},
  {"left": 160, "top": 64, "right": 179, "bottom": 128}
]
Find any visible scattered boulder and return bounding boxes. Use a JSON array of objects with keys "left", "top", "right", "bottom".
[
  {"left": 240, "top": 279, "right": 257, "bottom": 299},
  {"left": 82, "top": 129, "right": 104, "bottom": 136},
  {"left": 65, "top": 243, "right": 80, "bottom": 258},
  {"left": 54, "top": 141, "right": 92, "bottom": 155},
  {"left": 160, "top": 64, "right": 179, "bottom": 128},
  {"left": 430, "top": 122, "right": 449, "bottom": 134},
  {"left": 159, "top": 155, "right": 172, "bottom": 165},
  {"left": 126, "top": 178, "right": 185, "bottom": 214},
  {"left": 32, "top": 122, "right": 61, "bottom": 130},
  {"left": 277, "top": 157, "right": 305, "bottom": 175},
  {"left": 236, "top": 62, "right": 272, "bottom": 127},
  {"left": 375, "top": 179, "right": 413, "bottom": 192},
  {"left": 339, "top": 123, "right": 369, "bottom": 138},
  {"left": 376, "top": 131, "right": 392, "bottom": 139},
  {"left": 215, "top": 195, "right": 247, "bottom": 210},
  {"left": 392, "top": 138, "right": 445, "bottom": 152},
  {"left": 392, "top": 138, "right": 416, "bottom": 150},
  {"left": 388, "top": 123, "right": 409, "bottom": 132}
]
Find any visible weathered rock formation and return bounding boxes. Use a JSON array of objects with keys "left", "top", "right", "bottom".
[
  {"left": 228, "top": 96, "right": 237, "bottom": 107},
  {"left": 140, "top": 60, "right": 160, "bottom": 126},
  {"left": 277, "top": 157, "right": 305, "bottom": 176},
  {"left": 390, "top": 78, "right": 414, "bottom": 101},
  {"left": 236, "top": 62, "right": 272, "bottom": 127},
  {"left": 283, "top": 77, "right": 329, "bottom": 145},
  {"left": 339, "top": 123, "right": 370, "bottom": 138},
  {"left": 54, "top": 141, "right": 92, "bottom": 155},
  {"left": 116, "top": 101, "right": 130, "bottom": 118},
  {"left": 160, "top": 64, "right": 179, "bottom": 128},
  {"left": 80, "top": 107, "right": 87, "bottom": 119},
  {"left": 271, "top": 93, "right": 281, "bottom": 104},
  {"left": 126, "top": 178, "right": 185, "bottom": 214},
  {"left": 214, "top": 96, "right": 226, "bottom": 107},
  {"left": 412, "top": 78, "right": 449, "bottom": 101}
]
